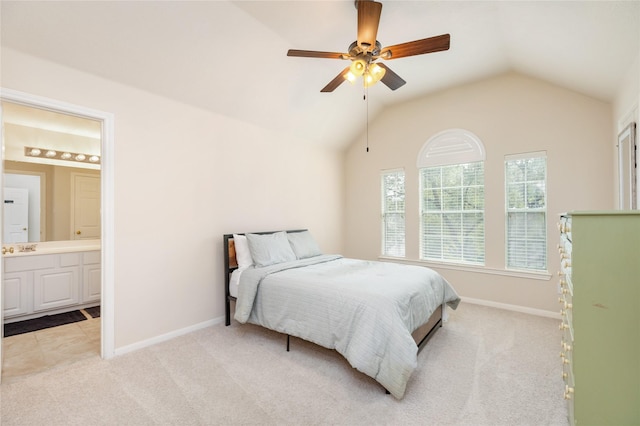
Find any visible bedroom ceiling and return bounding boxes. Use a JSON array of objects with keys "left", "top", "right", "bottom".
[{"left": 1, "top": 1, "right": 638, "bottom": 150}]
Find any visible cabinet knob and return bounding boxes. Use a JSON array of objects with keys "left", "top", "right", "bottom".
[{"left": 76, "top": 230, "right": 82, "bottom": 235}]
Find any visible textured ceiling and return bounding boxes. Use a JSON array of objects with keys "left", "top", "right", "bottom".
[{"left": 1, "top": 1, "right": 638, "bottom": 150}]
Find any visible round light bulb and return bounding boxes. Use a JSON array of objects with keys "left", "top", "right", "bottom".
[
  {"left": 45, "top": 150, "right": 57, "bottom": 158},
  {"left": 61, "top": 152, "right": 72, "bottom": 160},
  {"left": 30, "top": 148, "right": 41, "bottom": 156},
  {"left": 75, "top": 154, "right": 86, "bottom": 161},
  {"left": 89, "top": 155, "right": 100, "bottom": 163}
]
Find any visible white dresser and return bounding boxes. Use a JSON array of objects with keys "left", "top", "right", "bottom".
[{"left": 558, "top": 212, "right": 639, "bottom": 425}]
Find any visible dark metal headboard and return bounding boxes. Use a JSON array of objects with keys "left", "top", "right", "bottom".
[{"left": 223, "top": 229, "right": 307, "bottom": 326}]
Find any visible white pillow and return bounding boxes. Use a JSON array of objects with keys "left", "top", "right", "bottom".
[
  {"left": 287, "top": 230, "right": 322, "bottom": 259},
  {"left": 233, "top": 234, "right": 253, "bottom": 269},
  {"left": 246, "top": 231, "right": 297, "bottom": 267}
]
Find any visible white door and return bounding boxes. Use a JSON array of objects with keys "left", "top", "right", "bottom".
[
  {"left": 3, "top": 187, "right": 29, "bottom": 243},
  {"left": 71, "top": 174, "right": 100, "bottom": 240}
]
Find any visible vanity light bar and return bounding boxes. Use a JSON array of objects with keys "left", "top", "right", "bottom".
[{"left": 24, "top": 146, "right": 100, "bottom": 165}]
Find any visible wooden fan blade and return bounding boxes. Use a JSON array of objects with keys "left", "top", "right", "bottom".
[
  {"left": 287, "top": 49, "right": 345, "bottom": 59},
  {"left": 321, "top": 66, "right": 351, "bottom": 92},
  {"left": 380, "top": 34, "right": 450, "bottom": 60},
  {"left": 377, "top": 63, "right": 406, "bottom": 91},
  {"left": 357, "top": 1, "right": 382, "bottom": 51}
]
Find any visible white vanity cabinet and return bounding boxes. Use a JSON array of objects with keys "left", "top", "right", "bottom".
[
  {"left": 82, "top": 251, "right": 101, "bottom": 303},
  {"left": 3, "top": 250, "right": 101, "bottom": 321},
  {"left": 3, "top": 271, "right": 29, "bottom": 317},
  {"left": 33, "top": 253, "right": 80, "bottom": 312}
]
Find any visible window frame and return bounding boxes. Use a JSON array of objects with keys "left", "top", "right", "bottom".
[
  {"left": 419, "top": 161, "right": 485, "bottom": 265},
  {"left": 504, "top": 151, "right": 548, "bottom": 272},
  {"left": 380, "top": 168, "right": 406, "bottom": 258},
  {"left": 417, "top": 129, "right": 486, "bottom": 266}
]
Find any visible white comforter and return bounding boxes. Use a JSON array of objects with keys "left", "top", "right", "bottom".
[{"left": 234, "top": 255, "right": 460, "bottom": 398}]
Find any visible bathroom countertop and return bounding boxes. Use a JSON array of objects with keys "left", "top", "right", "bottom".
[{"left": 2, "top": 240, "right": 101, "bottom": 257}]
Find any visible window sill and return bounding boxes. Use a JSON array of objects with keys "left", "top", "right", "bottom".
[{"left": 377, "top": 256, "right": 552, "bottom": 281}]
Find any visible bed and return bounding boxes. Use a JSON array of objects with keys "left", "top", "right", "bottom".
[{"left": 223, "top": 229, "right": 460, "bottom": 399}]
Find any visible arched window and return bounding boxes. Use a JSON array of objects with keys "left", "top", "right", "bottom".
[
  {"left": 417, "top": 129, "right": 486, "bottom": 264},
  {"left": 417, "top": 128, "right": 485, "bottom": 168}
]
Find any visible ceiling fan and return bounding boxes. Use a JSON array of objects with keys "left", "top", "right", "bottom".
[{"left": 287, "top": 0, "right": 450, "bottom": 92}]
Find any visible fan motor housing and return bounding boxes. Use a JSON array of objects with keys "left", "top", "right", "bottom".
[{"left": 348, "top": 40, "right": 382, "bottom": 59}]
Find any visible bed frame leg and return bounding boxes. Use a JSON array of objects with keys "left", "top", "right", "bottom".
[
  {"left": 225, "top": 298, "right": 231, "bottom": 326},
  {"left": 286, "top": 335, "right": 290, "bottom": 352}
]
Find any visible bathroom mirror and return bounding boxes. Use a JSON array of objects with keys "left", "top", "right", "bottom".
[
  {"left": 2, "top": 101, "right": 102, "bottom": 242},
  {"left": 618, "top": 122, "right": 637, "bottom": 210}
]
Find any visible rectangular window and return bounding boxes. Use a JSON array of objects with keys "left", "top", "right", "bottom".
[
  {"left": 381, "top": 169, "right": 405, "bottom": 257},
  {"left": 505, "top": 153, "right": 547, "bottom": 271},
  {"left": 419, "top": 162, "right": 485, "bottom": 264}
]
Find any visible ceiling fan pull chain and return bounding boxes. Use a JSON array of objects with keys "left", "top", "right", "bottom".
[{"left": 365, "top": 85, "right": 369, "bottom": 153}]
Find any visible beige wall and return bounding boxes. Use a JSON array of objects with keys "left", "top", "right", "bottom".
[
  {"left": 1, "top": 48, "right": 344, "bottom": 348},
  {"left": 344, "top": 72, "right": 613, "bottom": 314}
]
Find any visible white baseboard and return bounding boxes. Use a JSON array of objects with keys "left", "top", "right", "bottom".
[
  {"left": 114, "top": 316, "right": 225, "bottom": 357},
  {"left": 462, "top": 297, "right": 561, "bottom": 319},
  {"left": 114, "top": 299, "right": 558, "bottom": 357}
]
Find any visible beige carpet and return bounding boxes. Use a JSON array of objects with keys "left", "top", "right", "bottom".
[{"left": 1, "top": 302, "right": 569, "bottom": 425}]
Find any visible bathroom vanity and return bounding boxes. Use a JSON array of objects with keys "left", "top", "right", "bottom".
[{"left": 2, "top": 240, "right": 101, "bottom": 323}]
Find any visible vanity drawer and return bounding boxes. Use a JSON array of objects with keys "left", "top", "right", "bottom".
[
  {"left": 83, "top": 250, "right": 101, "bottom": 265},
  {"left": 4, "top": 255, "right": 55, "bottom": 272}
]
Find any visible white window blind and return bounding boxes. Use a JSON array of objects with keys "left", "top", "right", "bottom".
[
  {"left": 419, "top": 162, "right": 485, "bottom": 264},
  {"left": 381, "top": 169, "right": 405, "bottom": 257},
  {"left": 505, "top": 153, "right": 547, "bottom": 271}
]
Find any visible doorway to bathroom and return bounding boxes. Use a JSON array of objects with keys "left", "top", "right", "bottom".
[{"left": 0, "top": 89, "right": 114, "bottom": 383}]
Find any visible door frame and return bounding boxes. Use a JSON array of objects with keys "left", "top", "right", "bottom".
[{"left": 0, "top": 88, "right": 115, "bottom": 376}]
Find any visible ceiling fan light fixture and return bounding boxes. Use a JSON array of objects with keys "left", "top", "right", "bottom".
[
  {"left": 344, "top": 70, "right": 358, "bottom": 84},
  {"left": 363, "top": 62, "right": 386, "bottom": 87},
  {"left": 350, "top": 59, "right": 366, "bottom": 77}
]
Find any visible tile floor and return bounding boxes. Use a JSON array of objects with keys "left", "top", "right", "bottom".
[{"left": 2, "top": 309, "right": 100, "bottom": 383}]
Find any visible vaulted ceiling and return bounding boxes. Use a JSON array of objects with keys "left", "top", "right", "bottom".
[{"left": 1, "top": 1, "right": 638, "bottom": 150}]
